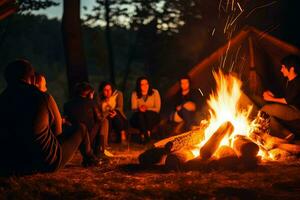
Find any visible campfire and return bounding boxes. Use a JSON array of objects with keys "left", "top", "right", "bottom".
[{"left": 139, "top": 70, "right": 300, "bottom": 170}]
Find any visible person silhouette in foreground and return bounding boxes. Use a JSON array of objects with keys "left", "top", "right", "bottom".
[
  {"left": 34, "top": 72, "right": 62, "bottom": 136},
  {"left": 0, "top": 60, "right": 98, "bottom": 176},
  {"left": 261, "top": 54, "right": 300, "bottom": 141}
]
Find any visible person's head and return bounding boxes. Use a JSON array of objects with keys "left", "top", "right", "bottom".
[
  {"left": 34, "top": 73, "right": 47, "bottom": 92},
  {"left": 4, "top": 59, "right": 35, "bottom": 85},
  {"left": 135, "top": 76, "right": 154, "bottom": 98},
  {"left": 74, "top": 82, "right": 95, "bottom": 99},
  {"left": 179, "top": 75, "right": 191, "bottom": 93},
  {"left": 280, "top": 54, "right": 300, "bottom": 79},
  {"left": 98, "top": 81, "right": 114, "bottom": 99}
]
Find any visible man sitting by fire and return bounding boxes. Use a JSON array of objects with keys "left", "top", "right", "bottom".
[
  {"left": 0, "top": 60, "right": 99, "bottom": 176},
  {"left": 64, "top": 82, "right": 111, "bottom": 162},
  {"left": 170, "top": 75, "right": 203, "bottom": 132},
  {"left": 261, "top": 54, "right": 300, "bottom": 141}
]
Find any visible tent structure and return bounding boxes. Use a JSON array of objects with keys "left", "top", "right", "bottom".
[{"left": 166, "top": 26, "right": 300, "bottom": 104}]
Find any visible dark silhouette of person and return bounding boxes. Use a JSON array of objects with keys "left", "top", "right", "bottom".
[
  {"left": 0, "top": 60, "right": 98, "bottom": 176},
  {"left": 64, "top": 82, "right": 109, "bottom": 160},
  {"left": 261, "top": 54, "right": 300, "bottom": 140},
  {"left": 34, "top": 72, "right": 62, "bottom": 136}
]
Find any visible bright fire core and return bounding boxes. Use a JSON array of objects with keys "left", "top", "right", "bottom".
[{"left": 192, "top": 70, "right": 253, "bottom": 157}]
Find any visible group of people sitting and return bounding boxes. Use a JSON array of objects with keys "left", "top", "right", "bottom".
[
  {"left": 0, "top": 59, "right": 203, "bottom": 175},
  {"left": 0, "top": 54, "right": 299, "bottom": 175}
]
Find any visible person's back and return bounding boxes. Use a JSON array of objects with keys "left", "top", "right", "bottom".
[{"left": 0, "top": 61, "right": 61, "bottom": 175}]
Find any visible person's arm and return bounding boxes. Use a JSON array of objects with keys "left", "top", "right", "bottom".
[
  {"left": 263, "top": 90, "right": 287, "bottom": 104},
  {"left": 93, "top": 101, "right": 103, "bottom": 122},
  {"left": 148, "top": 89, "right": 161, "bottom": 113},
  {"left": 131, "top": 91, "right": 138, "bottom": 112},
  {"left": 48, "top": 95, "right": 62, "bottom": 136},
  {"left": 115, "top": 91, "right": 124, "bottom": 113},
  {"left": 33, "top": 96, "right": 61, "bottom": 171}
]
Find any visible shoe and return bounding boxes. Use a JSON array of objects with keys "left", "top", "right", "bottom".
[
  {"left": 82, "top": 154, "right": 100, "bottom": 167},
  {"left": 97, "top": 153, "right": 111, "bottom": 164},
  {"left": 104, "top": 149, "right": 114, "bottom": 157}
]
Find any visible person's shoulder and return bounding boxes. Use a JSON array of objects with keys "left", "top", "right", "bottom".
[
  {"left": 131, "top": 90, "right": 137, "bottom": 96},
  {"left": 116, "top": 90, "right": 123, "bottom": 96},
  {"left": 152, "top": 88, "right": 160, "bottom": 94}
]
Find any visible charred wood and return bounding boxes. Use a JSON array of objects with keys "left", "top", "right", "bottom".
[{"left": 200, "top": 121, "right": 234, "bottom": 160}]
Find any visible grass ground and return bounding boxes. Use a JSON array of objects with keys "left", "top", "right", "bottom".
[{"left": 0, "top": 142, "right": 300, "bottom": 200}]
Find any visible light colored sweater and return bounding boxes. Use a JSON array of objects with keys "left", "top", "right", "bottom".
[{"left": 131, "top": 89, "right": 161, "bottom": 113}]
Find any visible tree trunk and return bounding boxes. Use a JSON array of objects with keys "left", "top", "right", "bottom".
[
  {"left": 121, "top": 31, "right": 137, "bottom": 92},
  {"left": 61, "top": 0, "right": 88, "bottom": 97},
  {"left": 104, "top": 0, "right": 115, "bottom": 85}
]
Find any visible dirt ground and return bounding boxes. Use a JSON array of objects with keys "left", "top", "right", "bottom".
[{"left": 0, "top": 143, "right": 300, "bottom": 200}]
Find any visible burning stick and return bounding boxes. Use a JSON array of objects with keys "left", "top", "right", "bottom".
[{"left": 200, "top": 121, "right": 234, "bottom": 160}]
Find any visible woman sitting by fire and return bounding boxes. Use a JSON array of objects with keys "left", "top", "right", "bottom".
[
  {"left": 130, "top": 76, "right": 161, "bottom": 143},
  {"left": 98, "top": 81, "right": 128, "bottom": 144}
]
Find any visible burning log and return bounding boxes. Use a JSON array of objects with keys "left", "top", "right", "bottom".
[
  {"left": 277, "top": 143, "right": 300, "bottom": 154},
  {"left": 138, "top": 142, "right": 172, "bottom": 166},
  {"left": 165, "top": 148, "right": 195, "bottom": 171},
  {"left": 213, "top": 146, "right": 239, "bottom": 169},
  {"left": 268, "top": 148, "right": 292, "bottom": 161},
  {"left": 249, "top": 131, "right": 288, "bottom": 150},
  {"left": 233, "top": 135, "right": 259, "bottom": 167},
  {"left": 233, "top": 135, "right": 259, "bottom": 158},
  {"left": 153, "top": 121, "right": 207, "bottom": 152},
  {"left": 215, "top": 145, "right": 237, "bottom": 158},
  {"left": 200, "top": 121, "right": 234, "bottom": 160}
]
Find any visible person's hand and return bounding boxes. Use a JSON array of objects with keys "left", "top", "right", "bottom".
[
  {"left": 183, "top": 101, "right": 196, "bottom": 111},
  {"left": 176, "top": 105, "right": 182, "bottom": 111},
  {"left": 62, "top": 117, "right": 72, "bottom": 126},
  {"left": 139, "top": 105, "right": 147, "bottom": 112},
  {"left": 109, "top": 110, "right": 117, "bottom": 118},
  {"left": 263, "top": 90, "right": 274, "bottom": 101}
]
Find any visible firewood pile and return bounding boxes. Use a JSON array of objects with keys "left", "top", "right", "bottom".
[{"left": 138, "top": 111, "right": 300, "bottom": 171}]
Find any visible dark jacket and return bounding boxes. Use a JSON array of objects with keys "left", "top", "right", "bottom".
[
  {"left": 64, "top": 96, "right": 101, "bottom": 132},
  {"left": 0, "top": 82, "right": 62, "bottom": 175}
]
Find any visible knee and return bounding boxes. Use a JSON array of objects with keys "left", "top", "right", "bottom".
[
  {"left": 261, "top": 104, "right": 273, "bottom": 114},
  {"left": 78, "top": 123, "right": 88, "bottom": 138}
]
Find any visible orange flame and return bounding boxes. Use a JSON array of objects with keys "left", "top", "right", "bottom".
[{"left": 192, "top": 70, "right": 253, "bottom": 157}]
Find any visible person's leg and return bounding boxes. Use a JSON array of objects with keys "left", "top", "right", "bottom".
[
  {"left": 111, "top": 111, "right": 127, "bottom": 142},
  {"left": 261, "top": 103, "right": 300, "bottom": 138},
  {"left": 261, "top": 103, "right": 300, "bottom": 120},
  {"left": 57, "top": 123, "right": 94, "bottom": 168},
  {"left": 177, "top": 107, "right": 196, "bottom": 130},
  {"left": 144, "top": 111, "right": 160, "bottom": 139},
  {"left": 130, "top": 111, "right": 149, "bottom": 142},
  {"left": 131, "top": 111, "right": 147, "bottom": 133},
  {"left": 99, "top": 118, "right": 109, "bottom": 153}
]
